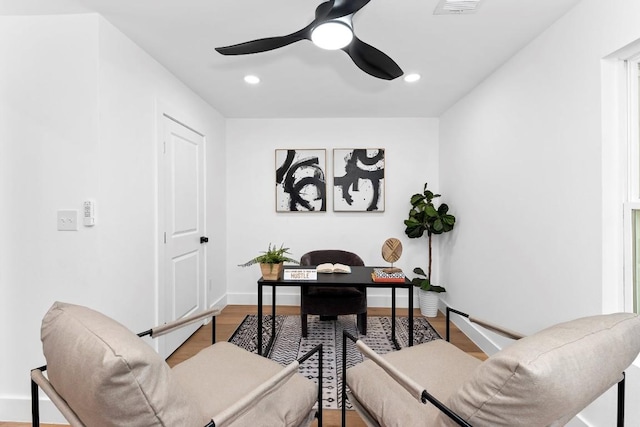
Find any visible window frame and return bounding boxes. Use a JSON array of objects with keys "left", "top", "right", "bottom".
[{"left": 623, "top": 58, "right": 640, "bottom": 313}]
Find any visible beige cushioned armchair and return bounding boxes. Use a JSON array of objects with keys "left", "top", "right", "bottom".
[
  {"left": 31, "top": 302, "right": 321, "bottom": 426},
  {"left": 344, "top": 309, "right": 640, "bottom": 426}
]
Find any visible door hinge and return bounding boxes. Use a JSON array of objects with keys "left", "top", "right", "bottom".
[
  {"left": 163, "top": 141, "right": 166, "bottom": 154},
  {"left": 164, "top": 232, "right": 166, "bottom": 244}
]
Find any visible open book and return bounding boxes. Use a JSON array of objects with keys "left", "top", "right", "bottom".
[{"left": 316, "top": 263, "right": 352, "bottom": 274}]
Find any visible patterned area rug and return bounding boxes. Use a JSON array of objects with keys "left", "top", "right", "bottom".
[{"left": 228, "top": 314, "right": 441, "bottom": 410}]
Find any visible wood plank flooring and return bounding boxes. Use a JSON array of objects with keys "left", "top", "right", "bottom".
[{"left": 6, "top": 305, "right": 486, "bottom": 427}]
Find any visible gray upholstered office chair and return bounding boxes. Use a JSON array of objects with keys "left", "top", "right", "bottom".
[
  {"left": 300, "top": 249, "right": 366, "bottom": 337},
  {"left": 31, "top": 301, "right": 322, "bottom": 427},
  {"left": 342, "top": 308, "right": 640, "bottom": 426}
]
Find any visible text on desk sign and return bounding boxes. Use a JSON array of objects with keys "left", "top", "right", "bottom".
[{"left": 283, "top": 269, "right": 318, "bottom": 281}]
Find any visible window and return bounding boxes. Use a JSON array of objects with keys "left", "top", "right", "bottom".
[
  {"left": 625, "top": 60, "right": 640, "bottom": 313},
  {"left": 633, "top": 210, "right": 640, "bottom": 311}
]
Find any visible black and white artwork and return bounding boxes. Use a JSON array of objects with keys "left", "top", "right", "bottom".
[
  {"left": 334, "top": 148, "right": 385, "bottom": 212},
  {"left": 275, "top": 149, "right": 326, "bottom": 212}
]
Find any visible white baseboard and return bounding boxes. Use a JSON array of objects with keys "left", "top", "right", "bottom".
[
  {"left": 441, "top": 301, "right": 502, "bottom": 356},
  {"left": 209, "top": 293, "right": 227, "bottom": 310}
]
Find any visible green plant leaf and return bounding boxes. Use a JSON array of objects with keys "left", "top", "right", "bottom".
[
  {"left": 419, "top": 279, "right": 432, "bottom": 291},
  {"left": 438, "top": 203, "right": 449, "bottom": 215},
  {"left": 410, "top": 277, "right": 423, "bottom": 287},
  {"left": 239, "top": 243, "right": 299, "bottom": 267},
  {"left": 425, "top": 204, "right": 438, "bottom": 217},
  {"left": 404, "top": 218, "right": 419, "bottom": 226},
  {"left": 413, "top": 267, "right": 427, "bottom": 276},
  {"left": 405, "top": 224, "right": 425, "bottom": 238},
  {"left": 410, "top": 194, "right": 425, "bottom": 206}
]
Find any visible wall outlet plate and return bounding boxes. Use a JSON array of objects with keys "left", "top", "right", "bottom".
[{"left": 57, "top": 210, "right": 79, "bottom": 231}]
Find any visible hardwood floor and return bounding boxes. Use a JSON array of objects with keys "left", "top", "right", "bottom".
[{"left": 6, "top": 305, "right": 486, "bottom": 427}]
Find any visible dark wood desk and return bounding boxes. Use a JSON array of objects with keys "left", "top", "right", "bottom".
[{"left": 257, "top": 266, "right": 414, "bottom": 356}]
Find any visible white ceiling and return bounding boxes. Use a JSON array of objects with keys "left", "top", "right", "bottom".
[{"left": 1, "top": 0, "right": 582, "bottom": 118}]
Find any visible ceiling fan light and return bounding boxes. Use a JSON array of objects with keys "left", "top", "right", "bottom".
[{"left": 311, "top": 21, "right": 353, "bottom": 50}]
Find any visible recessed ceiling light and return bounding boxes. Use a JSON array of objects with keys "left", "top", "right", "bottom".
[
  {"left": 244, "top": 75, "right": 260, "bottom": 85},
  {"left": 404, "top": 73, "right": 421, "bottom": 83}
]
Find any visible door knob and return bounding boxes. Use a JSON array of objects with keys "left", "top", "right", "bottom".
[{"left": 200, "top": 236, "right": 209, "bottom": 244}]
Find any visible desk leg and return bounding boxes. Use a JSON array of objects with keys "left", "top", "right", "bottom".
[
  {"left": 408, "top": 286, "right": 414, "bottom": 346},
  {"left": 258, "top": 282, "right": 263, "bottom": 356},
  {"left": 392, "top": 286, "right": 400, "bottom": 350},
  {"left": 265, "top": 285, "right": 276, "bottom": 356},
  {"left": 257, "top": 283, "right": 277, "bottom": 357}
]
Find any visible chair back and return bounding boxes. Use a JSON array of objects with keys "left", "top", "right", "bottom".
[
  {"left": 40, "top": 302, "right": 205, "bottom": 426},
  {"left": 439, "top": 313, "right": 640, "bottom": 426},
  {"left": 300, "top": 250, "right": 364, "bottom": 267}
]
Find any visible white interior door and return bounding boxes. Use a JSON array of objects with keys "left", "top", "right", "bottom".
[{"left": 160, "top": 114, "right": 206, "bottom": 358}]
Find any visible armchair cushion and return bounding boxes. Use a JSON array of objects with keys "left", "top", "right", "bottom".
[
  {"left": 347, "top": 339, "right": 482, "bottom": 426},
  {"left": 442, "top": 313, "right": 640, "bottom": 426},
  {"left": 173, "top": 341, "right": 317, "bottom": 426},
  {"left": 41, "top": 301, "right": 205, "bottom": 426}
]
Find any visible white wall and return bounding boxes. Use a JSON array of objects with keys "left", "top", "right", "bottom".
[
  {"left": 226, "top": 118, "right": 439, "bottom": 306},
  {"left": 0, "top": 14, "right": 226, "bottom": 421},
  {"left": 439, "top": 0, "right": 640, "bottom": 425}
]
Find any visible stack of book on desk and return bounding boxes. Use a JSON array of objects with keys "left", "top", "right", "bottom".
[{"left": 371, "top": 268, "right": 406, "bottom": 283}]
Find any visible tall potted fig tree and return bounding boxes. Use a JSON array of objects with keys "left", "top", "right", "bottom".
[{"left": 404, "top": 183, "right": 456, "bottom": 317}]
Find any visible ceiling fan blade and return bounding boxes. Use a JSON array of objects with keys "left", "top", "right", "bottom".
[
  {"left": 216, "top": 1, "right": 336, "bottom": 56},
  {"left": 343, "top": 36, "right": 403, "bottom": 80},
  {"left": 216, "top": 29, "right": 308, "bottom": 55},
  {"left": 326, "top": 0, "right": 371, "bottom": 20},
  {"left": 315, "top": 0, "right": 335, "bottom": 20}
]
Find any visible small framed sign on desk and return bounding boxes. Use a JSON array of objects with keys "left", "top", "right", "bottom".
[{"left": 283, "top": 268, "right": 318, "bottom": 281}]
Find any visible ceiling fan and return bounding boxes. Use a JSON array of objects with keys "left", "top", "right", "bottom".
[{"left": 215, "top": 0, "right": 403, "bottom": 80}]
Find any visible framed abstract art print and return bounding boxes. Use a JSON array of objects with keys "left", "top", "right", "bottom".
[
  {"left": 275, "top": 149, "right": 326, "bottom": 212},
  {"left": 333, "top": 148, "right": 385, "bottom": 212}
]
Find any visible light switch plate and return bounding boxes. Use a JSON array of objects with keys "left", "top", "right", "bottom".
[{"left": 57, "top": 210, "right": 79, "bottom": 231}]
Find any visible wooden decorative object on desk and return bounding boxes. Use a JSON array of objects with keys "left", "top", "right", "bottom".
[{"left": 382, "top": 237, "right": 403, "bottom": 264}]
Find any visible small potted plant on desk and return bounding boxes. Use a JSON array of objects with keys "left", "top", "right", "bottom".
[
  {"left": 404, "top": 182, "right": 456, "bottom": 317},
  {"left": 239, "top": 243, "right": 299, "bottom": 280}
]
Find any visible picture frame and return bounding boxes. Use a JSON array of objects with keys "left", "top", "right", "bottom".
[
  {"left": 275, "top": 149, "right": 327, "bottom": 212},
  {"left": 333, "top": 148, "right": 385, "bottom": 212}
]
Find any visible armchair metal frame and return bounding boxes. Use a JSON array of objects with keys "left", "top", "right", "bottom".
[
  {"left": 341, "top": 307, "right": 628, "bottom": 427},
  {"left": 31, "top": 307, "right": 323, "bottom": 427}
]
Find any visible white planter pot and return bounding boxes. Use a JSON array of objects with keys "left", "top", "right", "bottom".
[{"left": 418, "top": 289, "right": 440, "bottom": 317}]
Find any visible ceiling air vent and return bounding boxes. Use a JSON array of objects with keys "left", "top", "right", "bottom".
[{"left": 434, "top": 0, "right": 483, "bottom": 15}]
